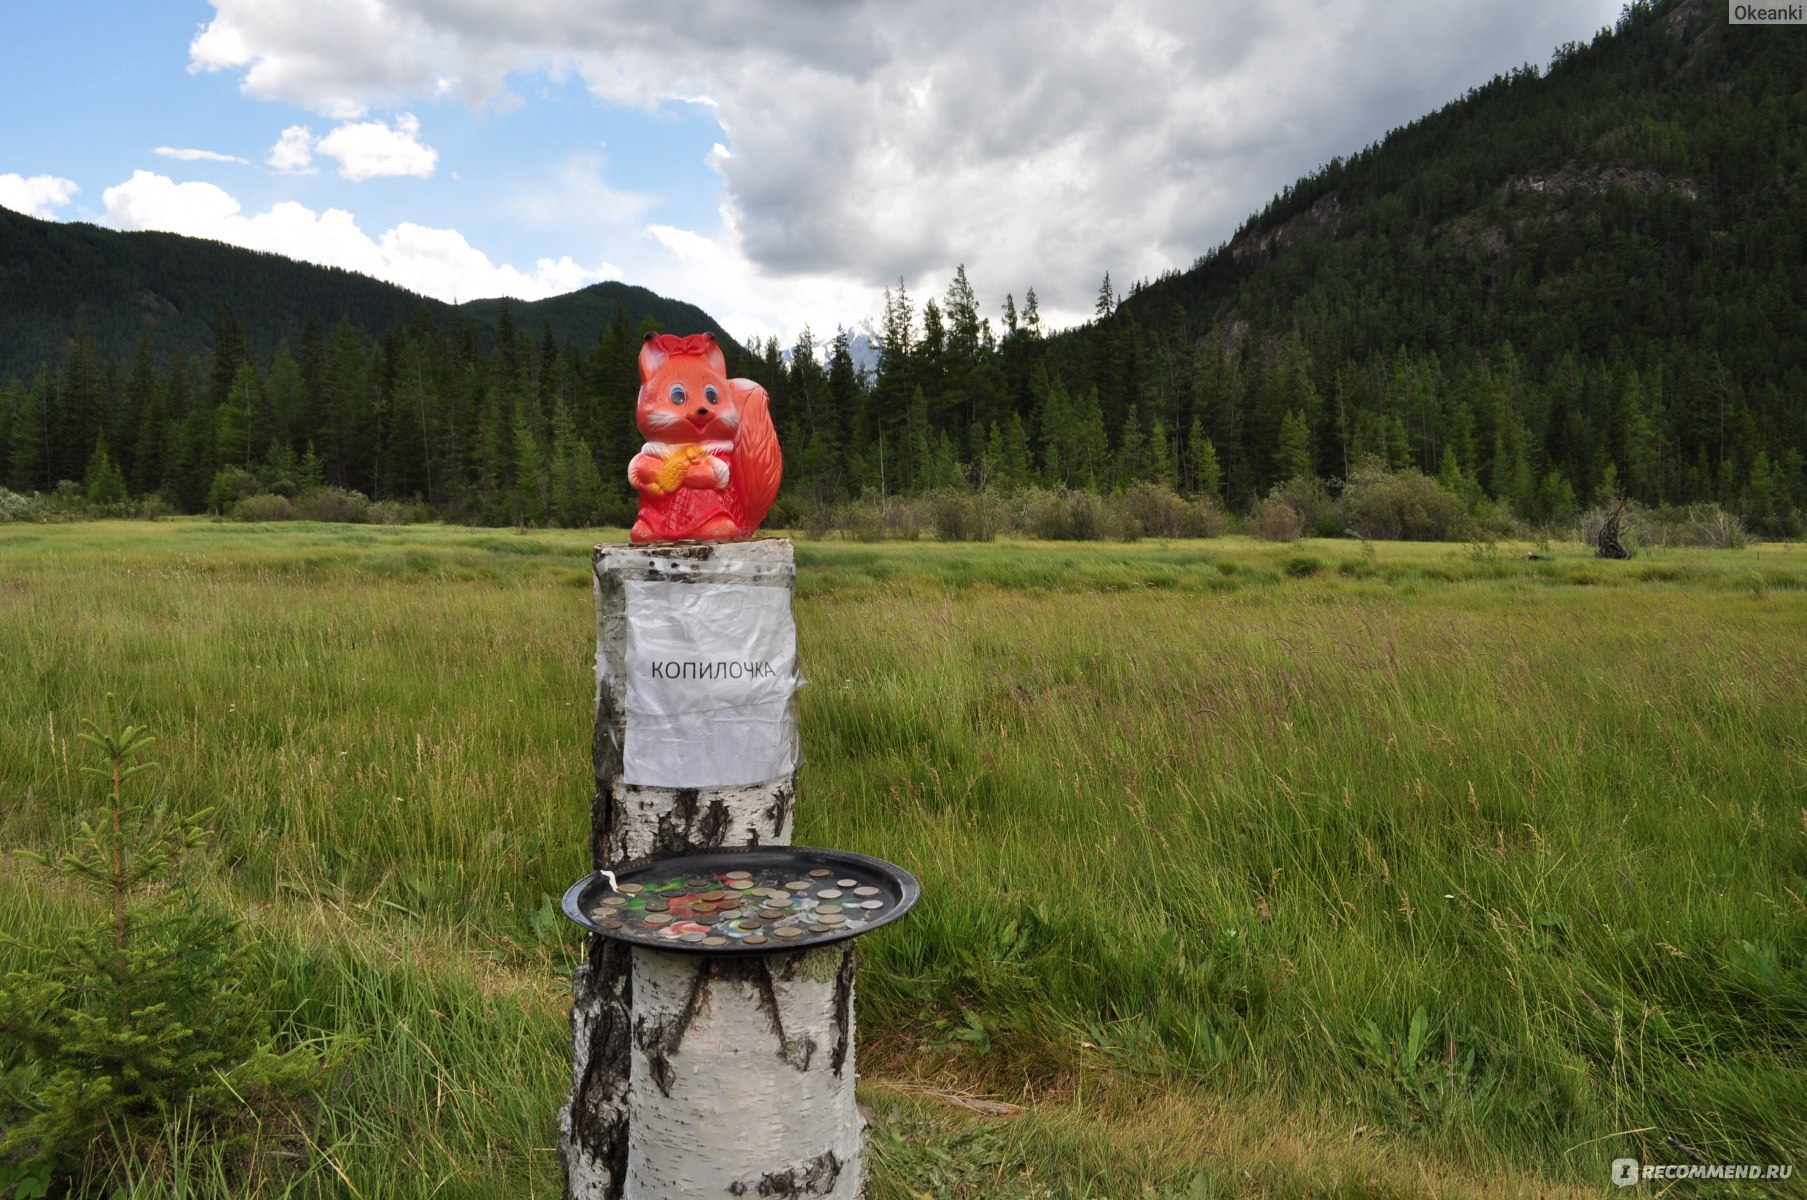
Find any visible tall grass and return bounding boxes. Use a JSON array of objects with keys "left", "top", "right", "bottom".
[{"left": 2, "top": 521, "right": 1803, "bottom": 1196}]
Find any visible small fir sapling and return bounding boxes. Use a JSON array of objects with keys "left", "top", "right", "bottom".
[{"left": 0, "top": 717, "right": 333, "bottom": 1188}]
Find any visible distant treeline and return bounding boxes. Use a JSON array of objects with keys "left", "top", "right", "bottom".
[{"left": 1, "top": 268, "right": 1801, "bottom": 536}]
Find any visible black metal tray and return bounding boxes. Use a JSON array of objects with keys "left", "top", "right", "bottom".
[{"left": 562, "top": 846, "right": 919, "bottom": 957}]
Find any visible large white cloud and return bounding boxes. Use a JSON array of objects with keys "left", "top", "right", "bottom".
[
  {"left": 189, "top": 0, "right": 1622, "bottom": 333},
  {"left": 100, "top": 170, "right": 617, "bottom": 303},
  {"left": 0, "top": 173, "right": 81, "bottom": 218},
  {"left": 315, "top": 112, "right": 437, "bottom": 180},
  {"left": 266, "top": 115, "right": 437, "bottom": 181}
]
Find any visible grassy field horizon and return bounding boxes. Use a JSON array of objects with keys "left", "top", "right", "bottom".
[{"left": 2, "top": 520, "right": 1803, "bottom": 1197}]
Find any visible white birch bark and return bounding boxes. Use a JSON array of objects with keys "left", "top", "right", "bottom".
[
  {"left": 561, "top": 540, "right": 863, "bottom": 1199},
  {"left": 626, "top": 946, "right": 860, "bottom": 1198}
]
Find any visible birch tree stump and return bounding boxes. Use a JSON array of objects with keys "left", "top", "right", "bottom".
[{"left": 560, "top": 540, "right": 863, "bottom": 1200}]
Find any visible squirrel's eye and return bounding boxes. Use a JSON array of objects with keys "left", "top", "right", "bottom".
[
  {"left": 668, "top": 385, "right": 686, "bottom": 405},
  {"left": 704, "top": 386, "right": 719, "bottom": 405}
]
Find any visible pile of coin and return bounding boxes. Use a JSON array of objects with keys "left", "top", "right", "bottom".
[{"left": 587, "top": 864, "right": 892, "bottom": 951}]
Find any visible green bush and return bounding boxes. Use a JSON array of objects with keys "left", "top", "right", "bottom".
[
  {"left": 1024, "top": 488, "right": 1135, "bottom": 541},
  {"left": 294, "top": 486, "right": 370, "bottom": 523},
  {"left": 367, "top": 499, "right": 433, "bottom": 526},
  {"left": 230, "top": 493, "right": 297, "bottom": 522},
  {"left": 1248, "top": 498, "right": 1303, "bottom": 541},
  {"left": 206, "top": 467, "right": 261, "bottom": 515},
  {"left": 1267, "top": 476, "right": 1341, "bottom": 538},
  {"left": 928, "top": 489, "right": 998, "bottom": 541},
  {"left": 1340, "top": 464, "right": 1473, "bottom": 541},
  {"left": 0, "top": 488, "right": 46, "bottom": 523},
  {"left": 135, "top": 495, "right": 177, "bottom": 521},
  {"left": 1121, "top": 483, "right": 1228, "bottom": 538}
]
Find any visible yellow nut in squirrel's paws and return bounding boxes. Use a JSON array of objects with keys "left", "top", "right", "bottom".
[{"left": 654, "top": 444, "right": 707, "bottom": 494}]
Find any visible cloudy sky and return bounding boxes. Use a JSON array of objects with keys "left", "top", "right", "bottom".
[{"left": 3, "top": 0, "right": 1621, "bottom": 345}]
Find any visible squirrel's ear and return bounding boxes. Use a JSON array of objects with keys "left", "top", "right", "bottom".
[
  {"left": 698, "top": 333, "right": 727, "bottom": 375},
  {"left": 639, "top": 333, "right": 669, "bottom": 382}
]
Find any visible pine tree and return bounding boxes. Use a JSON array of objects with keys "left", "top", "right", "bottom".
[
  {"left": 84, "top": 433, "right": 127, "bottom": 506},
  {"left": 53, "top": 314, "right": 103, "bottom": 486},
  {"left": 983, "top": 422, "right": 1005, "bottom": 491},
  {"left": 1034, "top": 368, "right": 1069, "bottom": 485},
  {"left": 8, "top": 366, "right": 52, "bottom": 493},
  {"left": 509, "top": 406, "right": 548, "bottom": 524},
  {"left": 214, "top": 360, "right": 262, "bottom": 469},
  {"left": 1742, "top": 449, "right": 1780, "bottom": 534},
  {"left": 1438, "top": 445, "right": 1477, "bottom": 511},
  {"left": 1003, "top": 412, "right": 1031, "bottom": 489},
  {"left": 1147, "top": 416, "right": 1174, "bottom": 487},
  {"left": 905, "top": 386, "right": 932, "bottom": 493},
  {"left": 1070, "top": 385, "right": 1109, "bottom": 488},
  {"left": 1276, "top": 410, "right": 1313, "bottom": 481},
  {"left": 1189, "top": 420, "right": 1222, "bottom": 500},
  {"left": 1114, "top": 405, "right": 1147, "bottom": 487},
  {"left": 549, "top": 396, "right": 604, "bottom": 527}
]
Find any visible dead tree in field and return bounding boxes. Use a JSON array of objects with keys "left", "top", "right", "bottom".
[{"left": 1595, "top": 500, "right": 1632, "bottom": 560}]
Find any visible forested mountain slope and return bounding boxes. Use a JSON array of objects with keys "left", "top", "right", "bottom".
[
  {"left": 1076, "top": 0, "right": 1805, "bottom": 518},
  {"left": 0, "top": 206, "right": 740, "bottom": 380}
]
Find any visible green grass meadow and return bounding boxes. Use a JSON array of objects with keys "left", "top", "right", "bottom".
[{"left": 2, "top": 521, "right": 1805, "bottom": 1197}]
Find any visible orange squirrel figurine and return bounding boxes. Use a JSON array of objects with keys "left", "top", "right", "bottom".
[{"left": 628, "top": 332, "right": 782, "bottom": 543}]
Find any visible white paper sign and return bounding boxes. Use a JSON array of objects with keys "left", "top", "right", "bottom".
[{"left": 620, "top": 578, "right": 799, "bottom": 788}]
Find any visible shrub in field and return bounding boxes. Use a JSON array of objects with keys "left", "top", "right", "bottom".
[
  {"left": 294, "top": 486, "right": 370, "bottom": 523},
  {"left": 879, "top": 497, "right": 928, "bottom": 540},
  {"left": 366, "top": 499, "right": 432, "bottom": 526},
  {"left": 229, "top": 493, "right": 297, "bottom": 522},
  {"left": 206, "top": 466, "right": 262, "bottom": 515},
  {"left": 44, "top": 481, "right": 87, "bottom": 516},
  {"left": 831, "top": 498, "right": 883, "bottom": 541},
  {"left": 1686, "top": 503, "right": 1748, "bottom": 549},
  {"left": 1121, "top": 483, "right": 1227, "bottom": 538},
  {"left": 1247, "top": 498, "right": 1303, "bottom": 541},
  {"left": 1266, "top": 475, "right": 1342, "bottom": 538},
  {"left": 1340, "top": 463, "right": 1473, "bottom": 541},
  {"left": 798, "top": 499, "right": 837, "bottom": 540},
  {"left": 1024, "top": 487, "right": 1136, "bottom": 541},
  {"left": 927, "top": 488, "right": 996, "bottom": 541},
  {"left": 0, "top": 487, "right": 46, "bottom": 523},
  {"left": 823, "top": 495, "right": 929, "bottom": 541},
  {"left": 135, "top": 495, "right": 176, "bottom": 521},
  {"left": 0, "top": 720, "right": 333, "bottom": 1193},
  {"left": 765, "top": 495, "right": 813, "bottom": 534}
]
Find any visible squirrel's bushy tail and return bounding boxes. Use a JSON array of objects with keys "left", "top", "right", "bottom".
[{"left": 730, "top": 380, "right": 782, "bottom": 533}]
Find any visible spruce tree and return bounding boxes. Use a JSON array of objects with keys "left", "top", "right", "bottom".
[
  {"left": 83, "top": 434, "right": 127, "bottom": 506},
  {"left": 1148, "top": 416, "right": 1174, "bottom": 487},
  {"left": 1002, "top": 412, "right": 1031, "bottom": 490},
  {"left": 509, "top": 407, "right": 548, "bottom": 525},
  {"left": 1114, "top": 405, "right": 1147, "bottom": 487},
  {"left": 1189, "top": 420, "right": 1222, "bottom": 500},
  {"left": 8, "top": 366, "right": 51, "bottom": 493},
  {"left": 1276, "top": 410, "right": 1313, "bottom": 481},
  {"left": 549, "top": 396, "right": 604, "bottom": 527}
]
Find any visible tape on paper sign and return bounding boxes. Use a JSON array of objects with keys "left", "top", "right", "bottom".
[{"left": 621, "top": 578, "right": 800, "bottom": 788}]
